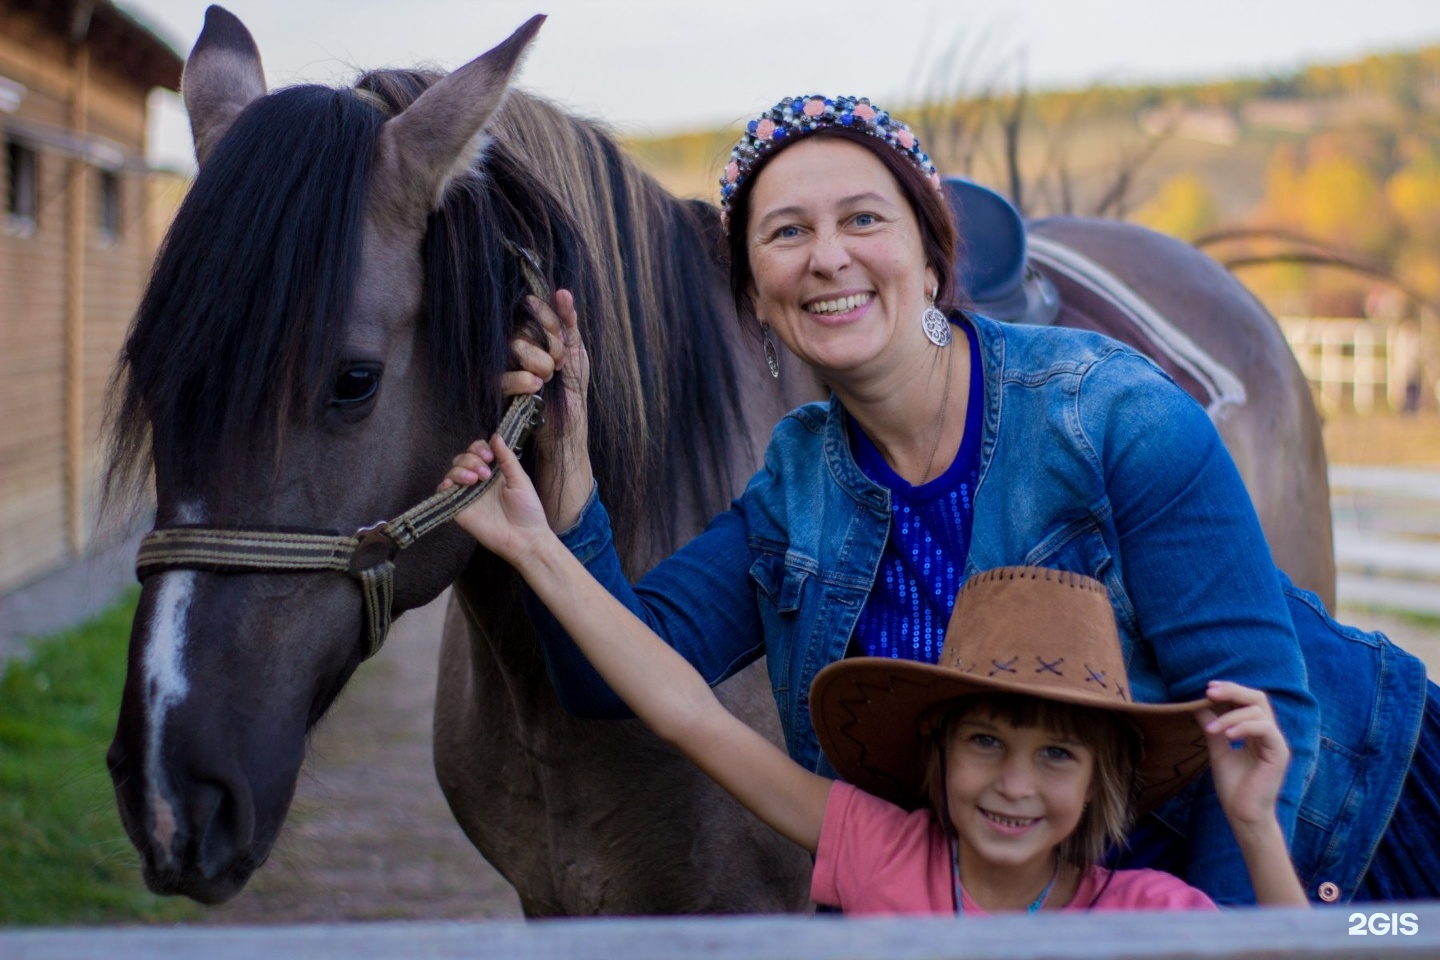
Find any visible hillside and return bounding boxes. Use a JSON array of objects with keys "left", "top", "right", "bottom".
[{"left": 625, "top": 46, "right": 1440, "bottom": 320}]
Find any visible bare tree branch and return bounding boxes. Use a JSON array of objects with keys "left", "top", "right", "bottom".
[
  {"left": 1092, "top": 121, "right": 1172, "bottom": 218},
  {"left": 1002, "top": 76, "right": 1028, "bottom": 215}
]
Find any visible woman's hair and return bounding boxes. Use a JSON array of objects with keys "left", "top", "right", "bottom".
[
  {"left": 722, "top": 126, "right": 963, "bottom": 324},
  {"left": 919, "top": 693, "right": 1141, "bottom": 870}
]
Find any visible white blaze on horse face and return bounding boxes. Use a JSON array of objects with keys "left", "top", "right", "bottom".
[{"left": 144, "top": 568, "right": 195, "bottom": 854}]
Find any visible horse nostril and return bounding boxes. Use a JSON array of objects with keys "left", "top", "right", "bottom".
[
  {"left": 105, "top": 738, "right": 128, "bottom": 775},
  {"left": 193, "top": 777, "right": 256, "bottom": 881}
]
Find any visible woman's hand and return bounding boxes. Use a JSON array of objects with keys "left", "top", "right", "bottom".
[
  {"left": 503, "top": 292, "right": 570, "bottom": 397},
  {"left": 1195, "top": 681, "right": 1290, "bottom": 831},
  {"left": 524, "top": 290, "right": 595, "bottom": 533},
  {"left": 447, "top": 435, "right": 551, "bottom": 566}
]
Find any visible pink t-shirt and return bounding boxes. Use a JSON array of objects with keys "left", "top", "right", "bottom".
[{"left": 812, "top": 782, "right": 1219, "bottom": 916}]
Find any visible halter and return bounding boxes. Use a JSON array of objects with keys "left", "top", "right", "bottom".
[
  {"left": 135, "top": 239, "right": 552, "bottom": 661},
  {"left": 135, "top": 393, "right": 543, "bottom": 660}
]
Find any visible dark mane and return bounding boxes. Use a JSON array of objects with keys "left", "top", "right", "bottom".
[
  {"left": 359, "top": 71, "right": 752, "bottom": 560},
  {"left": 107, "top": 85, "right": 384, "bottom": 503},
  {"left": 109, "top": 71, "right": 749, "bottom": 562}
]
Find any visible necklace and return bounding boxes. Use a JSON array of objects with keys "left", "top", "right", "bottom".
[
  {"left": 950, "top": 836, "right": 1062, "bottom": 916},
  {"left": 918, "top": 341, "right": 954, "bottom": 485}
]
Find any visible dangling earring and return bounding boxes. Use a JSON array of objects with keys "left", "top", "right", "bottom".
[
  {"left": 922, "top": 290, "right": 951, "bottom": 347},
  {"left": 761, "top": 323, "right": 780, "bottom": 379}
]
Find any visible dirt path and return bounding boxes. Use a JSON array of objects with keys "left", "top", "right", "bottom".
[{"left": 195, "top": 592, "right": 523, "bottom": 923}]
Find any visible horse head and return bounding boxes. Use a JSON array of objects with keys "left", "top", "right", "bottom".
[{"left": 106, "top": 6, "right": 548, "bottom": 903}]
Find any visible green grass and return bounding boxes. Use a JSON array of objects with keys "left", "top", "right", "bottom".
[
  {"left": 1389, "top": 609, "right": 1440, "bottom": 630},
  {"left": 0, "top": 589, "right": 200, "bottom": 925}
]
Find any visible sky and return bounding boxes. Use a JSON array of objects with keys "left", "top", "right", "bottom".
[{"left": 125, "top": 0, "right": 1440, "bottom": 171}]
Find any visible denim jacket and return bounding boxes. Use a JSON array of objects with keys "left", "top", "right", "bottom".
[
  {"left": 1279, "top": 575, "right": 1427, "bottom": 900},
  {"left": 534, "top": 313, "right": 1423, "bottom": 904}
]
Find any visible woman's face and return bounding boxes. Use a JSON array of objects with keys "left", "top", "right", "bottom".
[{"left": 745, "top": 137, "right": 938, "bottom": 378}]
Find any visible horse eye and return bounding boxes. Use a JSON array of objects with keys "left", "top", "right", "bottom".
[{"left": 331, "top": 365, "right": 381, "bottom": 406}]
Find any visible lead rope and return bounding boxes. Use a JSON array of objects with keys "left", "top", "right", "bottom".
[{"left": 137, "top": 243, "right": 553, "bottom": 661}]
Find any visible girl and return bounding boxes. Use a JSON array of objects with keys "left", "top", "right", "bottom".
[{"left": 447, "top": 434, "right": 1309, "bottom": 913}]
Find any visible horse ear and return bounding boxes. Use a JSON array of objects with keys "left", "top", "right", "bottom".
[
  {"left": 371, "top": 15, "right": 545, "bottom": 231},
  {"left": 183, "top": 5, "right": 267, "bottom": 167}
]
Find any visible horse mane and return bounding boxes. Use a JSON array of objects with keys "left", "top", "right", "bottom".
[
  {"left": 481, "top": 91, "right": 750, "bottom": 563},
  {"left": 107, "top": 85, "right": 384, "bottom": 508},
  {"left": 107, "top": 70, "right": 748, "bottom": 564}
]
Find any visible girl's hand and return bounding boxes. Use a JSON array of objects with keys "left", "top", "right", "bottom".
[
  {"left": 1195, "top": 681, "right": 1291, "bottom": 831},
  {"left": 447, "top": 435, "right": 551, "bottom": 565}
]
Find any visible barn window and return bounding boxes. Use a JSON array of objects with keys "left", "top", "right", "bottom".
[
  {"left": 5, "top": 137, "right": 37, "bottom": 235},
  {"left": 98, "top": 169, "right": 120, "bottom": 242}
]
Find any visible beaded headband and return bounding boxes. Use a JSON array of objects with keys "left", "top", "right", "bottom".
[{"left": 719, "top": 95, "right": 941, "bottom": 222}]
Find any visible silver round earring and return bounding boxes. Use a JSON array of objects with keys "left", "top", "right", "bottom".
[
  {"left": 761, "top": 323, "right": 780, "bottom": 379},
  {"left": 922, "top": 291, "right": 951, "bottom": 347}
]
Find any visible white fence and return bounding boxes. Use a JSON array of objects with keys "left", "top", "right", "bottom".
[
  {"left": 1330, "top": 465, "right": 1440, "bottom": 618},
  {"left": 1277, "top": 317, "right": 1426, "bottom": 414}
]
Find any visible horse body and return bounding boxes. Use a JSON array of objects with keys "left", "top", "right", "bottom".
[
  {"left": 106, "top": 9, "right": 1331, "bottom": 914},
  {"left": 1029, "top": 218, "right": 1334, "bottom": 604}
]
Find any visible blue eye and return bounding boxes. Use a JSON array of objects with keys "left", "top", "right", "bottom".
[
  {"left": 971, "top": 734, "right": 1001, "bottom": 750},
  {"left": 776, "top": 224, "right": 801, "bottom": 239},
  {"left": 1041, "top": 746, "right": 1076, "bottom": 762},
  {"left": 852, "top": 212, "right": 877, "bottom": 227}
]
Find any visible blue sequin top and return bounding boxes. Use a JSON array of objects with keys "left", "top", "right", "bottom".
[{"left": 850, "top": 320, "right": 984, "bottom": 663}]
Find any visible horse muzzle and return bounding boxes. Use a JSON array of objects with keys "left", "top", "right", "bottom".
[{"left": 107, "top": 731, "right": 270, "bottom": 903}]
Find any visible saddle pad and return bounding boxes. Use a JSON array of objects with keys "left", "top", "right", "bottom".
[{"left": 1026, "top": 235, "right": 1247, "bottom": 418}]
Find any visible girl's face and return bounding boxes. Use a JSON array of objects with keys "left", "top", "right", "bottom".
[
  {"left": 744, "top": 137, "right": 938, "bottom": 380},
  {"left": 944, "top": 712, "right": 1096, "bottom": 879}
]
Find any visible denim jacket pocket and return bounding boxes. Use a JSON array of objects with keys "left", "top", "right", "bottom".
[
  {"left": 1297, "top": 736, "right": 1363, "bottom": 832},
  {"left": 750, "top": 551, "right": 812, "bottom": 614}
]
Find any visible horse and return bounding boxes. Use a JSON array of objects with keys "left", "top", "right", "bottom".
[{"left": 105, "top": 7, "right": 1333, "bottom": 914}]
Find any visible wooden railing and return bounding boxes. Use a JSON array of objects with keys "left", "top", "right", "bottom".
[{"left": 5, "top": 905, "right": 1440, "bottom": 959}]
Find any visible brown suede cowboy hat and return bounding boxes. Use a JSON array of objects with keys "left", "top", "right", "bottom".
[{"left": 810, "top": 566, "right": 1212, "bottom": 814}]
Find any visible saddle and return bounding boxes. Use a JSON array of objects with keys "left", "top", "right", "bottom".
[{"left": 945, "top": 178, "right": 1244, "bottom": 416}]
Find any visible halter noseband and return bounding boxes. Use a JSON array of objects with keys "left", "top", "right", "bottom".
[
  {"left": 136, "top": 238, "right": 552, "bottom": 661},
  {"left": 135, "top": 393, "right": 543, "bottom": 660}
]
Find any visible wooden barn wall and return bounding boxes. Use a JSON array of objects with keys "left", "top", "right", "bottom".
[{"left": 1, "top": 4, "right": 172, "bottom": 594}]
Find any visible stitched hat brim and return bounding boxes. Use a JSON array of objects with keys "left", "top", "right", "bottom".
[{"left": 810, "top": 656, "right": 1212, "bottom": 814}]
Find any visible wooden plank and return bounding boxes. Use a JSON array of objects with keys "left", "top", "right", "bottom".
[
  {"left": 0, "top": 459, "right": 67, "bottom": 491},
  {"left": 3, "top": 906, "right": 1440, "bottom": 959},
  {"left": 63, "top": 42, "right": 90, "bottom": 557}
]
